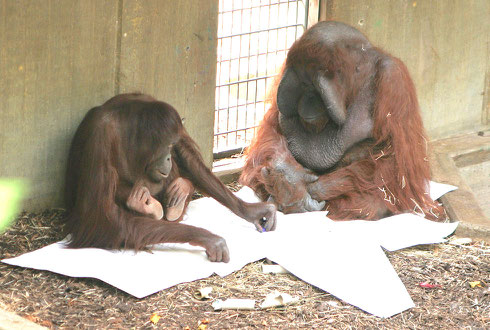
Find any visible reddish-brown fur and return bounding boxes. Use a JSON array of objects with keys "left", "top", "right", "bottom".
[
  {"left": 240, "top": 23, "right": 444, "bottom": 221},
  {"left": 64, "top": 93, "right": 276, "bottom": 260}
]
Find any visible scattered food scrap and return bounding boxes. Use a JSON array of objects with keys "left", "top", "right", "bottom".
[
  {"left": 419, "top": 282, "right": 442, "bottom": 289},
  {"left": 449, "top": 238, "right": 473, "bottom": 245},
  {"left": 149, "top": 313, "right": 160, "bottom": 324},
  {"left": 212, "top": 298, "right": 256, "bottom": 310},
  {"left": 194, "top": 286, "right": 213, "bottom": 300},
  {"left": 260, "top": 291, "right": 299, "bottom": 309}
]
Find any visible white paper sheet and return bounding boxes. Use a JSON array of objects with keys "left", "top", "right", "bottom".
[
  {"left": 429, "top": 181, "right": 457, "bottom": 200},
  {"left": 2, "top": 182, "right": 457, "bottom": 318}
]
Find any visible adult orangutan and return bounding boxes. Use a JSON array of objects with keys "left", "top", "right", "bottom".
[
  {"left": 240, "top": 21, "right": 445, "bottom": 221},
  {"left": 64, "top": 93, "right": 276, "bottom": 262}
]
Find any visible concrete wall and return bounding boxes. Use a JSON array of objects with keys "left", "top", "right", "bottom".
[
  {"left": 321, "top": 0, "right": 490, "bottom": 139},
  {"left": 0, "top": 0, "right": 218, "bottom": 210}
]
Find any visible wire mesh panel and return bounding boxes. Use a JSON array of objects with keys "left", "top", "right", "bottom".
[{"left": 214, "top": 0, "right": 307, "bottom": 155}]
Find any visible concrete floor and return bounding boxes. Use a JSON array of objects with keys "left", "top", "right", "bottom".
[
  {"left": 457, "top": 151, "right": 490, "bottom": 219},
  {"left": 430, "top": 131, "right": 490, "bottom": 241}
]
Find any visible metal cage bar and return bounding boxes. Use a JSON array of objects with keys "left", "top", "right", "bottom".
[{"left": 214, "top": 0, "right": 307, "bottom": 155}]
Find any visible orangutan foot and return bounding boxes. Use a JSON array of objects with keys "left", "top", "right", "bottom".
[{"left": 165, "top": 201, "right": 186, "bottom": 221}]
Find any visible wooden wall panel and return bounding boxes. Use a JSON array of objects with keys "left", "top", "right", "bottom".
[
  {"left": 0, "top": 1, "right": 219, "bottom": 210},
  {"left": 119, "top": 0, "right": 219, "bottom": 165},
  {"left": 0, "top": 0, "right": 118, "bottom": 209}
]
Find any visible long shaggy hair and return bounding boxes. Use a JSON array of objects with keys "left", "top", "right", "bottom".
[{"left": 240, "top": 22, "right": 444, "bottom": 221}]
